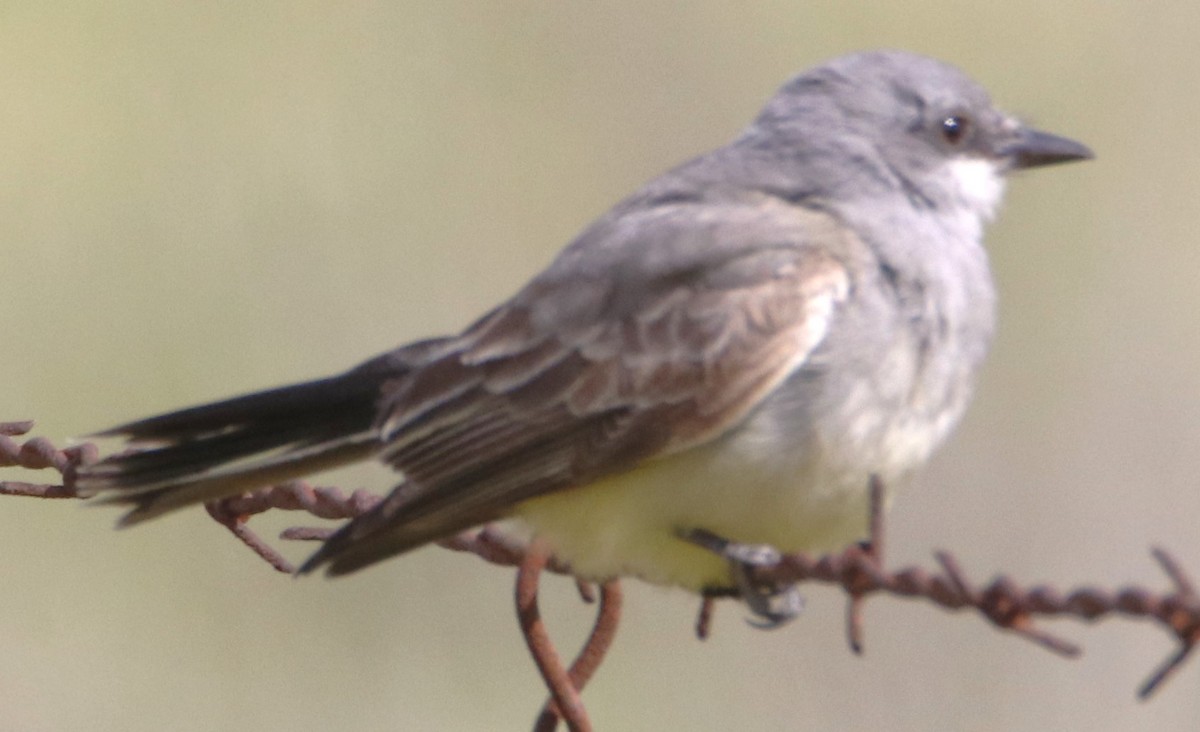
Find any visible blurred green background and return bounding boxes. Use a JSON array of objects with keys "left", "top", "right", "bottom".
[{"left": 3, "top": 2, "right": 1199, "bottom": 730}]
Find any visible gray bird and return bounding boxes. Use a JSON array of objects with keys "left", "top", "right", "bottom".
[{"left": 75, "top": 50, "right": 1092, "bottom": 623}]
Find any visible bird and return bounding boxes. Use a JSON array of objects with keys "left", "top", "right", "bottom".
[{"left": 74, "top": 50, "right": 1092, "bottom": 623}]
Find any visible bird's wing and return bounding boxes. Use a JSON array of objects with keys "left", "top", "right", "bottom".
[{"left": 303, "top": 197, "right": 860, "bottom": 575}]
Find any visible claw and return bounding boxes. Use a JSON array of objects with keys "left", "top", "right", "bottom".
[
  {"left": 680, "top": 527, "right": 804, "bottom": 628},
  {"left": 733, "top": 557, "right": 805, "bottom": 628}
]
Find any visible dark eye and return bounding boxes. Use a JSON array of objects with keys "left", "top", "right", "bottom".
[{"left": 940, "top": 115, "right": 970, "bottom": 144}]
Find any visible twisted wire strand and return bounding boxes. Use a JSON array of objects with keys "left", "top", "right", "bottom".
[{"left": 2, "top": 419, "right": 1197, "bottom": 727}]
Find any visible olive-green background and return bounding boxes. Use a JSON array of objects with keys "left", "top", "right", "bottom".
[{"left": 3, "top": 3, "right": 1198, "bottom": 730}]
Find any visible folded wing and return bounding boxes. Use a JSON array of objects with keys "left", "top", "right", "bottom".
[{"left": 303, "top": 197, "right": 856, "bottom": 575}]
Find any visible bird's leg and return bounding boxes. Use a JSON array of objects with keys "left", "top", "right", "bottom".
[{"left": 681, "top": 527, "right": 804, "bottom": 629}]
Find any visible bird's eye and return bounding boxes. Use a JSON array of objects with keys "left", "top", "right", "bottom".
[{"left": 940, "top": 115, "right": 970, "bottom": 145}]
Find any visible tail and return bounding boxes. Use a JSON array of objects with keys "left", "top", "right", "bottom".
[{"left": 75, "top": 353, "right": 411, "bottom": 526}]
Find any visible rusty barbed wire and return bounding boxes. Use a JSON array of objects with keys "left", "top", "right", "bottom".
[
  {"left": 0, "top": 420, "right": 96, "bottom": 495},
  {"left": 515, "top": 545, "right": 624, "bottom": 732},
  {"left": 2, "top": 419, "right": 1199, "bottom": 729},
  {"left": 518, "top": 541, "right": 591, "bottom": 732},
  {"left": 533, "top": 578, "right": 622, "bottom": 732}
]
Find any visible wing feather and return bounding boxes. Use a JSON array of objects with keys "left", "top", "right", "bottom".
[{"left": 303, "top": 198, "right": 859, "bottom": 575}]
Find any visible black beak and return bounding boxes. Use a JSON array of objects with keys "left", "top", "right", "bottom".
[{"left": 1002, "top": 127, "right": 1093, "bottom": 170}]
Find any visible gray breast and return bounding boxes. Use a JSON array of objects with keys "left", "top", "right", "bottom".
[{"left": 751, "top": 229, "right": 995, "bottom": 483}]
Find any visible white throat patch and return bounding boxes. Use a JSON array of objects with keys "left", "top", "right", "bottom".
[{"left": 945, "top": 157, "right": 1006, "bottom": 221}]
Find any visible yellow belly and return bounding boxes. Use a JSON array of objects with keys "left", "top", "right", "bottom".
[{"left": 512, "top": 431, "right": 878, "bottom": 592}]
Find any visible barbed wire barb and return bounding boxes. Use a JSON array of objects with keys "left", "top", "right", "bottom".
[
  {"left": 1136, "top": 548, "right": 1200, "bottom": 698},
  {"left": 844, "top": 475, "right": 887, "bottom": 654}
]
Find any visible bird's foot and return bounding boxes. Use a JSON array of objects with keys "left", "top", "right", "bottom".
[{"left": 681, "top": 528, "right": 803, "bottom": 629}]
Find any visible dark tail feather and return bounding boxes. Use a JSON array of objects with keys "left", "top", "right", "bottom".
[
  {"left": 75, "top": 359, "right": 408, "bottom": 525},
  {"left": 105, "top": 436, "right": 381, "bottom": 526}
]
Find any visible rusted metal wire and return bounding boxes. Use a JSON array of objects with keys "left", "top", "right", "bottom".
[
  {"left": 517, "top": 540, "right": 592, "bottom": 732},
  {"left": 204, "top": 499, "right": 297, "bottom": 574},
  {"left": 0, "top": 420, "right": 96, "bottom": 487},
  {"left": 529, "top": 578, "right": 622, "bottom": 731},
  {"left": 214, "top": 481, "right": 383, "bottom": 521},
  {"left": 750, "top": 538, "right": 1199, "bottom": 697},
  {"left": 845, "top": 475, "right": 887, "bottom": 654},
  {"left": 695, "top": 596, "right": 717, "bottom": 640},
  {"left": 2, "top": 419, "right": 1199, "bottom": 720}
]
